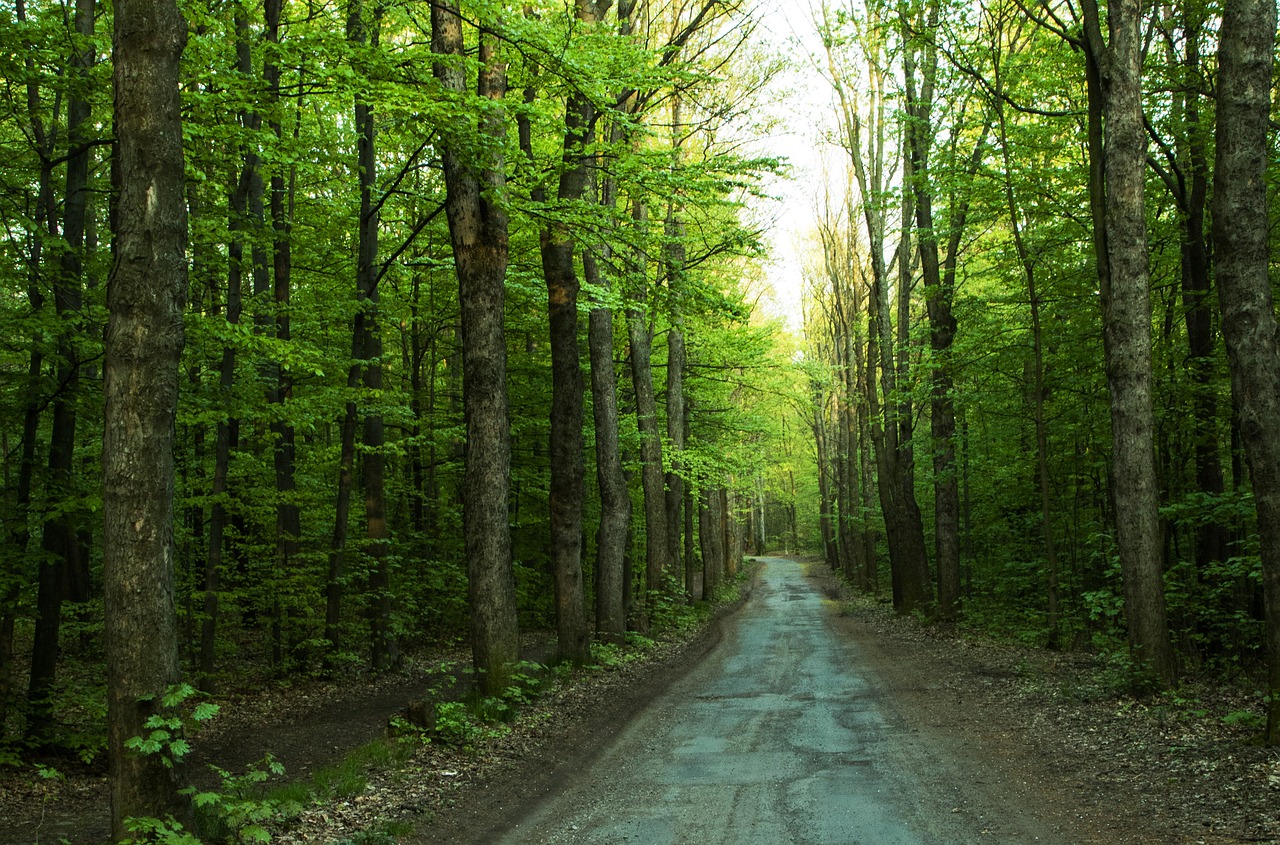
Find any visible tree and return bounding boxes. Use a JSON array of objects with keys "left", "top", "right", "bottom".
[
  {"left": 821, "top": 0, "right": 932, "bottom": 613},
  {"left": 1079, "top": 0, "right": 1177, "bottom": 684},
  {"left": 1211, "top": 0, "right": 1279, "bottom": 740},
  {"left": 588, "top": 0, "right": 639, "bottom": 645},
  {"left": 538, "top": 0, "right": 613, "bottom": 665},
  {"left": 26, "top": 0, "right": 97, "bottom": 742},
  {"left": 103, "top": 0, "right": 192, "bottom": 833},
  {"left": 432, "top": 0, "right": 520, "bottom": 694}
]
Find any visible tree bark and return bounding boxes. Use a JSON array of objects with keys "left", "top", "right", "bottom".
[
  {"left": 700, "top": 486, "right": 723, "bottom": 598},
  {"left": 902, "top": 4, "right": 961, "bottom": 620},
  {"left": 1211, "top": 0, "right": 1280, "bottom": 740},
  {"left": 349, "top": 0, "right": 397, "bottom": 672},
  {"left": 432, "top": 0, "right": 520, "bottom": 693},
  {"left": 540, "top": 0, "right": 611, "bottom": 664},
  {"left": 627, "top": 294, "right": 668, "bottom": 598},
  {"left": 588, "top": 0, "right": 635, "bottom": 647},
  {"left": 104, "top": 0, "right": 191, "bottom": 832},
  {"left": 1082, "top": 0, "right": 1176, "bottom": 684}
]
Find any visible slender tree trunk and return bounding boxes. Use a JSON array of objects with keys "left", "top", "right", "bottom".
[
  {"left": 199, "top": 170, "right": 246, "bottom": 689},
  {"left": 811, "top": 383, "right": 837, "bottom": 571},
  {"left": 682, "top": 400, "right": 696, "bottom": 594},
  {"left": 104, "top": 0, "right": 191, "bottom": 832},
  {"left": 433, "top": 1, "right": 519, "bottom": 693},
  {"left": 628, "top": 299, "right": 667, "bottom": 596},
  {"left": 265, "top": 0, "right": 304, "bottom": 660},
  {"left": 1174, "top": 23, "right": 1228, "bottom": 569},
  {"left": 831, "top": 24, "right": 928, "bottom": 612},
  {"left": 325, "top": 357, "right": 361, "bottom": 666},
  {"left": 700, "top": 486, "right": 723, "bottom": 598},
  {"left": 664, "top": 95, "right": 688, "bottom": 593},
  {"left": 1, "top": 0, "right": 53, "bottom": 741},
  {"left": 1211, "top": 0, "right": 1279, "bottom": 740},
  {"left": 541, "top": 1, "right": 608, "bottom": 662},
  {"left": 589, "top": 0, "right": 636, "bottom": 645},
  {"left": 27, "top": 0, "right": 96, "bottom": 742},
  {"left": 902, "top": 6, "right": 961, "bottom": 620},
  {"left": 665, "top": 317, "right": 687, "bottom": 590},
  {"left": 992, "top": 49, "right": 1059, "bottom": 644},
  {"left": 348, "top": 1, "right": 396, "bottom": 672}
]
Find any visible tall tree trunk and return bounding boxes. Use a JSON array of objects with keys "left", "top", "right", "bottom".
[
  {"left": 589, "top": 0, "right": 636, "bottom": 646},
  {"left": 27, "top": 0, "right": 95, "bottom": 743},
  {"left": 627, "top": 295, "right": 668, "bottom": 598},
  {"left": 1, "top": 0, "right": 53, "bottom": 741},
  {"left": 1211, "top": 0, "right": 1279, "bottom": 740},
  {"left": 1172, "top": 20, "right": 1228, "bottom": 570},
  {"left": 682, "top": 399, "right": 696, "bottom": 594},
  {"left": 587, "top": 250, "right": 629, "bottom": 644},
  {"left": 903, "top": 5, "right": 960, "bottom": 620},
  {"left": 104, "top": 0, "right": 191, "bottom": 832},
  {"left": 1082, "top": 0, "right": 1176, "bottom": 684},
  {"left": 828, "top": 19, "right": 928, "bottom": 613},
  {"left": 199, "top": 171, "right": 247, "bottom": 690},
  {"left": 811, "top": 382, "right": 838, "bottom": 571},
  {"left": 265, "top": 0, "right": 304, "bottom": 663},
  {"left": 665, "top": 312, "right": 687, "bottom": 593},
  {"left": 433, "top": 0, "right": 520, "bottom": 694},
  {"left": 664, "top": 95, "right": 688, "bottom": 595},
  {"left": 540, "top": 1, "right": 610, "bottom": 664},
  {"left": 349, "top": 0, "right": 396, "bottom": 672},
  {"left": 700, "top": 486, "right": 723, "bottom": 598}
]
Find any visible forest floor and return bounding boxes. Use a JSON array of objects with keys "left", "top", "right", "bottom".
[{"left": 5, "top": 557, "right": 1280, "bottom": 844}]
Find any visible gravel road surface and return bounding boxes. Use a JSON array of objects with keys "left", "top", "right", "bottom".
[{"left": 494, "top": 557, "right": 1068, "bottom": 845}]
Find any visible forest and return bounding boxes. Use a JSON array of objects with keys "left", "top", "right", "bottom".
[{"left": 0, "top": 0, "right": 1278, "bottom": 838}]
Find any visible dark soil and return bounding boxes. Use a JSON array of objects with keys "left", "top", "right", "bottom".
[{"left": 5, "top": 558, "right": 1279, "bottom": 844}]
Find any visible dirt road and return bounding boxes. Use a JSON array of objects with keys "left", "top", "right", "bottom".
[{"left": 494, "top": 557, "right": 1067, "bottom": 845}]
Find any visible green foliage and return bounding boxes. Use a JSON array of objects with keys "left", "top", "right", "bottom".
[
  {"left": 1221, "top": 709, "right": 1265, "bottom": 731},
  {"left": 125, "top": 685, "right": 220, "bottom": 770},
  {"left": 187, "top": 756, "right": 302, "bottom": 845},
  {"left": 330, "top": 819, "right": 414, "bottom": 845},
  {"left": 648, "top": 580, "right": 713, "bottom": 635}
]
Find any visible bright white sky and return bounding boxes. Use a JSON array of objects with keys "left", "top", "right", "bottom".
[{"left": 748, "top": 0, "right": 840, "bottom": 334}]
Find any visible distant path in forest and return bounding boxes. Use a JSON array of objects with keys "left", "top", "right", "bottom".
[{"left": 491, "top": 557, "right": 1067, "bottom": 845}]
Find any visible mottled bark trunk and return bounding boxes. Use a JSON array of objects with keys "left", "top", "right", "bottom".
[
  {"left": 433, "top": 1, "right": 519, "bottom": 693},
  {"left": 586, "top": 248, "right": 629, "bottom": 644},
  {"left": 589, "top": 0, "right": 634, "bottom": 644},
  {"left": 541, "top": 42, "right": 602, "bottom": 662},
  {"left": 700, "top": 487, "right": 723, "bottom": 598},
  {"left": 628, "top": 302, "right": 667, "bottom": 596},
  {"left": 666, "top": 316, "right": 687, "bottom": 590},
  {"left": 104, "top": 0, "right": 192, "bottom": 832},
  {"left": 1211, "top": 0, "right": 1279, "bottom": 740},
  {"left": 1083, "top": 0, "right": 1176, "bottom": 684}
]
